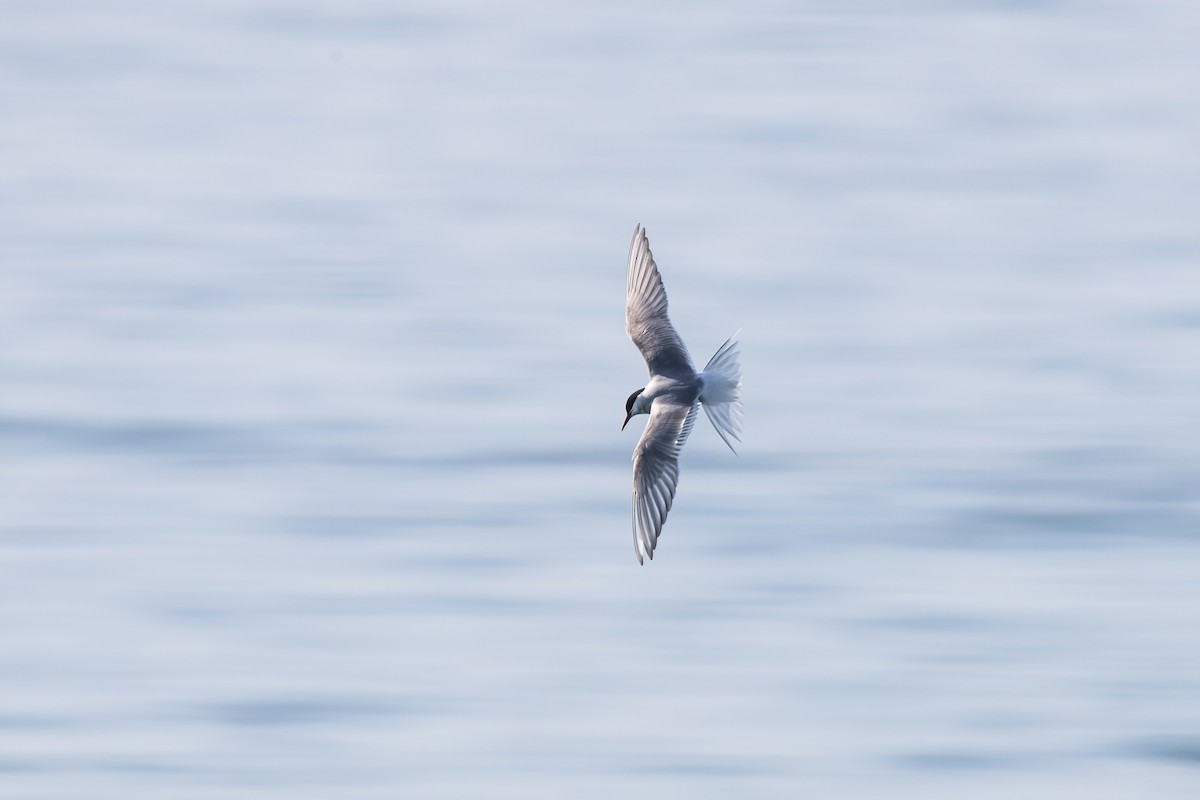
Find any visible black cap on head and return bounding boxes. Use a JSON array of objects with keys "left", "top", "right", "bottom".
[
  {"left": 625, "top": 388, "right": 644, "bottom": 415},
  {"left": 622, "top": 388, "right": 645, "bottom": 430}
]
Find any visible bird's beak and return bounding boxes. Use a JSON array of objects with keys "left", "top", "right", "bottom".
[{"left": 621, "top": 412, "right": 632, "bottom": 431}]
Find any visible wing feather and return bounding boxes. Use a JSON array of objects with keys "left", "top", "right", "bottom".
[
  {"left": 626, "top": 224, "right": 695, "bottom": 379},
  {"left": 632, "top": 399, "right": 700, "bottom": 564}
]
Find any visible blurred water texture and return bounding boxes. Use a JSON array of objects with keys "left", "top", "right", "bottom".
[{"left": 2, "top": 1, "right": 1199, "bottom": 797}]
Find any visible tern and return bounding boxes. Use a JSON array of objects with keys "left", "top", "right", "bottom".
[{"left": 622, "top": 224, "right": 742, "bottom": 564}]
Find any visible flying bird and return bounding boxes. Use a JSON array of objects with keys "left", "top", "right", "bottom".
[{"left": 622, "top": 224, "right": 742, "bottom": 564}]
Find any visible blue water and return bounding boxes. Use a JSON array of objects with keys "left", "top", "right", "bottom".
[{"left": 2, "top": 1, "right": 1199, "bottom": 797}]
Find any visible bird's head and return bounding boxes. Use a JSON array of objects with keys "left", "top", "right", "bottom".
[{"left": 622, "top": 388, "right": 647, "bottom": 430}]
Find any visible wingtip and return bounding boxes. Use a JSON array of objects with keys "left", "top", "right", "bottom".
[{"left": 628, "top": 223, "right": 646, "bottom": 264}]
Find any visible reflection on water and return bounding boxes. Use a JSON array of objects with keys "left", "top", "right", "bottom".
[{"left": 2, "top": 0, "right": 1199, "bottom": 797}]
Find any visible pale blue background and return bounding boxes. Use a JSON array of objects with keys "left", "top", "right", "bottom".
[{"left": 2, "top": 1, "right": 1199, "bottom": 797}]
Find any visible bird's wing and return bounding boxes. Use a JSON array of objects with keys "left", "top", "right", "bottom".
[
  {"left": 632, "top": 398, "right": 700, "bottom": 564},
  {"left": 626, "top": 224, "right": 695, "bottom": 379}
]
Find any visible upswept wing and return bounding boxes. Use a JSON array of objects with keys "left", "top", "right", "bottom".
[
  {"left": 626, "top": 224, "right": 694, "bottom": 379},
  {"left": 632, "top": 398, "right": 699, "bottom": 564}
]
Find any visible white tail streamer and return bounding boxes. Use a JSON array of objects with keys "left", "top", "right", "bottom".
[{"left": 699, "top": 331, "right": 742, "bottom": 454}]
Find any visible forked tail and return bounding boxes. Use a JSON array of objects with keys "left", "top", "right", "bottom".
[{"left": 699, "top": 330, "right": 742, "bottom": 454}]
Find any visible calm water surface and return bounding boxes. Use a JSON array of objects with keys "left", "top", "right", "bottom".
[{"left": 2, "top": 1, "right": 1199, "bottom": 797}]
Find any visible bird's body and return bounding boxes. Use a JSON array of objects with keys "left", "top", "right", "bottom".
[
  {"left": 622, "top": 224, "right": 742, "bottom": 564},
  {"left": 638, "top": 373, "right": 699, "bottom": 411}
]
